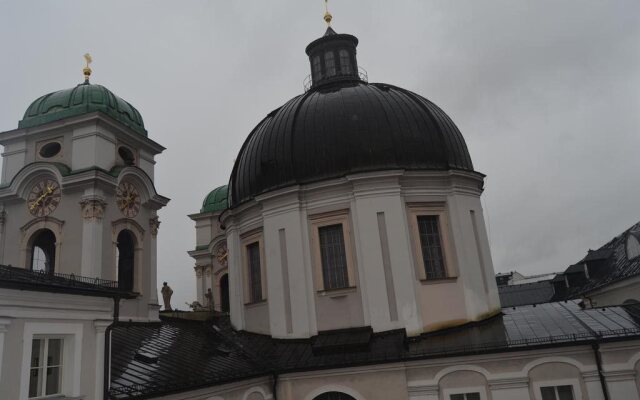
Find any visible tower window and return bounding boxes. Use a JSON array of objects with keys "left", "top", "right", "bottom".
[
  {"left": 117, "top": 230, "right": 136, "bottom": 291},
  {"left": 312, "top": 55, "right": 322, "bottom": 81},
  {"left": 417, "top": 215, "right": 447, "bottom": 279},
  {"left": 247, "top": 242, "right": 262, "bottom": 302},
  {"left": 319, "top": 224, "right": 349, "bottom": 290},
  {"left": 29, "top": 338, "right": 64, "bottom": 398},
  {"left": 30, "top": 229, "right": 56, "bottom": 273},
  {"left": 324, "top": 51, "right": 336, "bottom": 77},
  {"left": 339, "top": 50, "right": 352, "bottom": 74}
]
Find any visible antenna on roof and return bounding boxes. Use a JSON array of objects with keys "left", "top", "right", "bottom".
[
  {"left": 324, "top": 0, "right": 333, "bottom": 26},
  {"left": 83, "top": 53, "right": 93, "bottom": 83}
]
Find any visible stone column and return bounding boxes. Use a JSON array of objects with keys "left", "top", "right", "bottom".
[
  {"left": 80, "top": 197, "right": 106, "bottom": 278},
  {"left": 148, "top": 216, "right": 160, "bottom": 312},
  {"left": 93, "top": 320, "right": 111, "bottom": 400},
  {"left": 488, "top": 378, "right": 530, "bottom": 400}
]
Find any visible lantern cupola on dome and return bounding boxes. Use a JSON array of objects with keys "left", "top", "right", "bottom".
[{"left": 305, "top": 4, "right": 362, "bottom": 89}]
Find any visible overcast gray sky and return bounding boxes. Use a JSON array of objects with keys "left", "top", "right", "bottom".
[{"left": 1, "top": 1, "right": 639, "bottom": 308}]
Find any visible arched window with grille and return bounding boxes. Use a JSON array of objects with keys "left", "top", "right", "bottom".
[{"left": 313, "top": 392, "right": 357, "bottom": 400}]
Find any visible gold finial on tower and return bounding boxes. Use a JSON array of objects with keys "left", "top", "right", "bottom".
[
  {"left": 324, "top": 0, "right": 332, "bottom": 26},
  {"left": 83, "top": 53, "right": 93, "bottom": 83}
]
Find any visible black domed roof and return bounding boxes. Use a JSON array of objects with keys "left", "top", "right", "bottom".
[{"left": 229, "top": 81, "right": 474, "bottom": 207}]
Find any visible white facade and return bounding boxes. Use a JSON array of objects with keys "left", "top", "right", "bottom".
[
  {"left": 0, "top": 109, "right": 168, "bottom": 399},
  {"left": 221, "top": 169, "right": 501, "bottom": 339}
]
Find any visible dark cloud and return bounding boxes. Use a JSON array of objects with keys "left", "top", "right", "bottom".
[{"left": 0, "top": 1, "right": 638, "bottom": 307}]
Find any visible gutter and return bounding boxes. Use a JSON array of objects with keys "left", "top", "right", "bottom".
[{"left": 103, "top": 296, "right": 121, "bottom": 400}]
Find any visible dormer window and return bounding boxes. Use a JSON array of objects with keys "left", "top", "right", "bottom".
[{"left": 627, "top": 232, "right": 640, "bottom": 260}]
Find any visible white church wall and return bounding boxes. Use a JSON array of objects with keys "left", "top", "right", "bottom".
[{"left": 222, "top": 169, "right": 500, "bottom": 338}]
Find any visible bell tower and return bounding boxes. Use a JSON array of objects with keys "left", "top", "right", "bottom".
[{"left": 0, "top": 57, "right": 169, "bottom": 320}]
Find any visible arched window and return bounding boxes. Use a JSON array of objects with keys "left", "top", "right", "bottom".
[
  {"left": 220, "top": 273, "right": 230, "bottom": 313},
  {"left": 117, "top": 230, "right": 136, "bottom": 291},
  {"left": 339, "top": 50, "right": 351, "bottom": 74},
  {"left": 30, "top": 229, "right": 56, "bottom": 273},
  {"left": 324, "top": 51, "right": 336, "bottom": 77},
  {"left": 313, "top": 393, "right": 356, "bottom": 400},
  {"left": 312, "top": 55, "right": 322, "bottom": 81}
]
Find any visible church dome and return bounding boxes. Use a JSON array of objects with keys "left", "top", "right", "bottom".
[
  {"left": 19, "top": 82, "right": 146, "bottom": 136},
  {"left": 201, "top": 185, "right": 229, "bottom": 213},
  {"left": 229, "top": 28, "right": 473, "bottom": 208}
]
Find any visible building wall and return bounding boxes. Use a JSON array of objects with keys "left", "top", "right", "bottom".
[
  {"left": 150, "top": 342, "right": 640, "bottom": 400},
  {"left": 222, "top": 170, "right": 500, "bottom": 338},
  {"left": 587, "top": 276, "right": 640, "bottom": 307},
  {"left": 0, "top": 288, "right": 113, "bottom": 400},
  {"left": 0, "top": 115, "right": 167, "bottom": 321}
]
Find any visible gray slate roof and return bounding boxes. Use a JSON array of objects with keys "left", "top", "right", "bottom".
[{"left": 109, "top": 301, "right": 640, "bottom": 399}]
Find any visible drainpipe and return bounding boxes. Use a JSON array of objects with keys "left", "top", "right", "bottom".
[
  {"left": 592, "top": 342, "right": 610, "bottom": 400},
  {"left": 272, "top": 372, "right": 279, "bottom": 400},
  {"left": 103, "top": 296, "right": 120, "bottom": 400}
]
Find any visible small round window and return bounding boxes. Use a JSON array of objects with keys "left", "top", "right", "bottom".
[
  {"left": 118, "top": 146, "right": 135, "bottom": 166},
  {"left": 39, "top": 142, "right": 61, "bottom": 158}
]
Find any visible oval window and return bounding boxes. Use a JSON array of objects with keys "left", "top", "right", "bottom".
[
  {"left": 118, "top": 146, "right": 135, "bottom": 166},
  {"left": 39, "top": 142, "right": 61, "bottom": 158}
]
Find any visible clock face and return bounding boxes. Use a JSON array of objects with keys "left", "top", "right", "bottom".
[
  {"left": 116, "top": 181, "right": 140, "bottom": 218},
  {"left": 216, "top": 243, "right": 228, "bottom": 266},
  {"left": 27, "top": 179, "right": 61, "bottom": 217}
]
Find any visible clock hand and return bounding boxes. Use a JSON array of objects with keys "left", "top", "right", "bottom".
[{"left": 30, "top": 191, "right": 49, "bottom": 210}]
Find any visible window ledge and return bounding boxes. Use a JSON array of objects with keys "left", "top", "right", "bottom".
[
  {"left": 317, "top": 286, "right": 357, "bottom": 298},
  {"left": 244, "top": 299, "right": 267, "bottom": 308},
  {"left": 420, "top": 277, "right": 457, "bottom": 285}
]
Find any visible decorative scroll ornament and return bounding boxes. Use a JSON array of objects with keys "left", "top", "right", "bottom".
[
  {"left": 149, "top": 216, "right": 160, "bottom": 236},
  {"left": 80, "top": 198, "right": 106, "bottom": 221}
]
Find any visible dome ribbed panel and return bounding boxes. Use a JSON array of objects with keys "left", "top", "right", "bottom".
[
  {"left": 19, "top": 84, "right": 147, "bottom": 136},
  {"left": 229, "top": 82, "right": 474, "bottom": 207}
]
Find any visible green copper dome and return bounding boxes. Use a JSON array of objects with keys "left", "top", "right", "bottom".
[
  {"left": 201, "top": 185, "right": 228, "bottom": 213},
  {"left": 19, "top": 83, "right": 146, "bottom": 135}
]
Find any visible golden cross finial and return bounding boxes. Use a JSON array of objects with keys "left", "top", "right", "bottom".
[
  {"left": 83, "top": 53, "right": 93, "bottom": 83},
  {"left": 324, "top": 0, "right": 332, "bottom": 26}
]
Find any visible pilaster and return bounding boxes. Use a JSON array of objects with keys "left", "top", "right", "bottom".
[
  {"left": 0, "top": 318, "right": 12, "bottom": 382},
  {"left": 148, "top": 216, "right": 160, "bottom": 305},
  {"left": 80, "top": 196, "right": 106, "bottom": 278}
]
